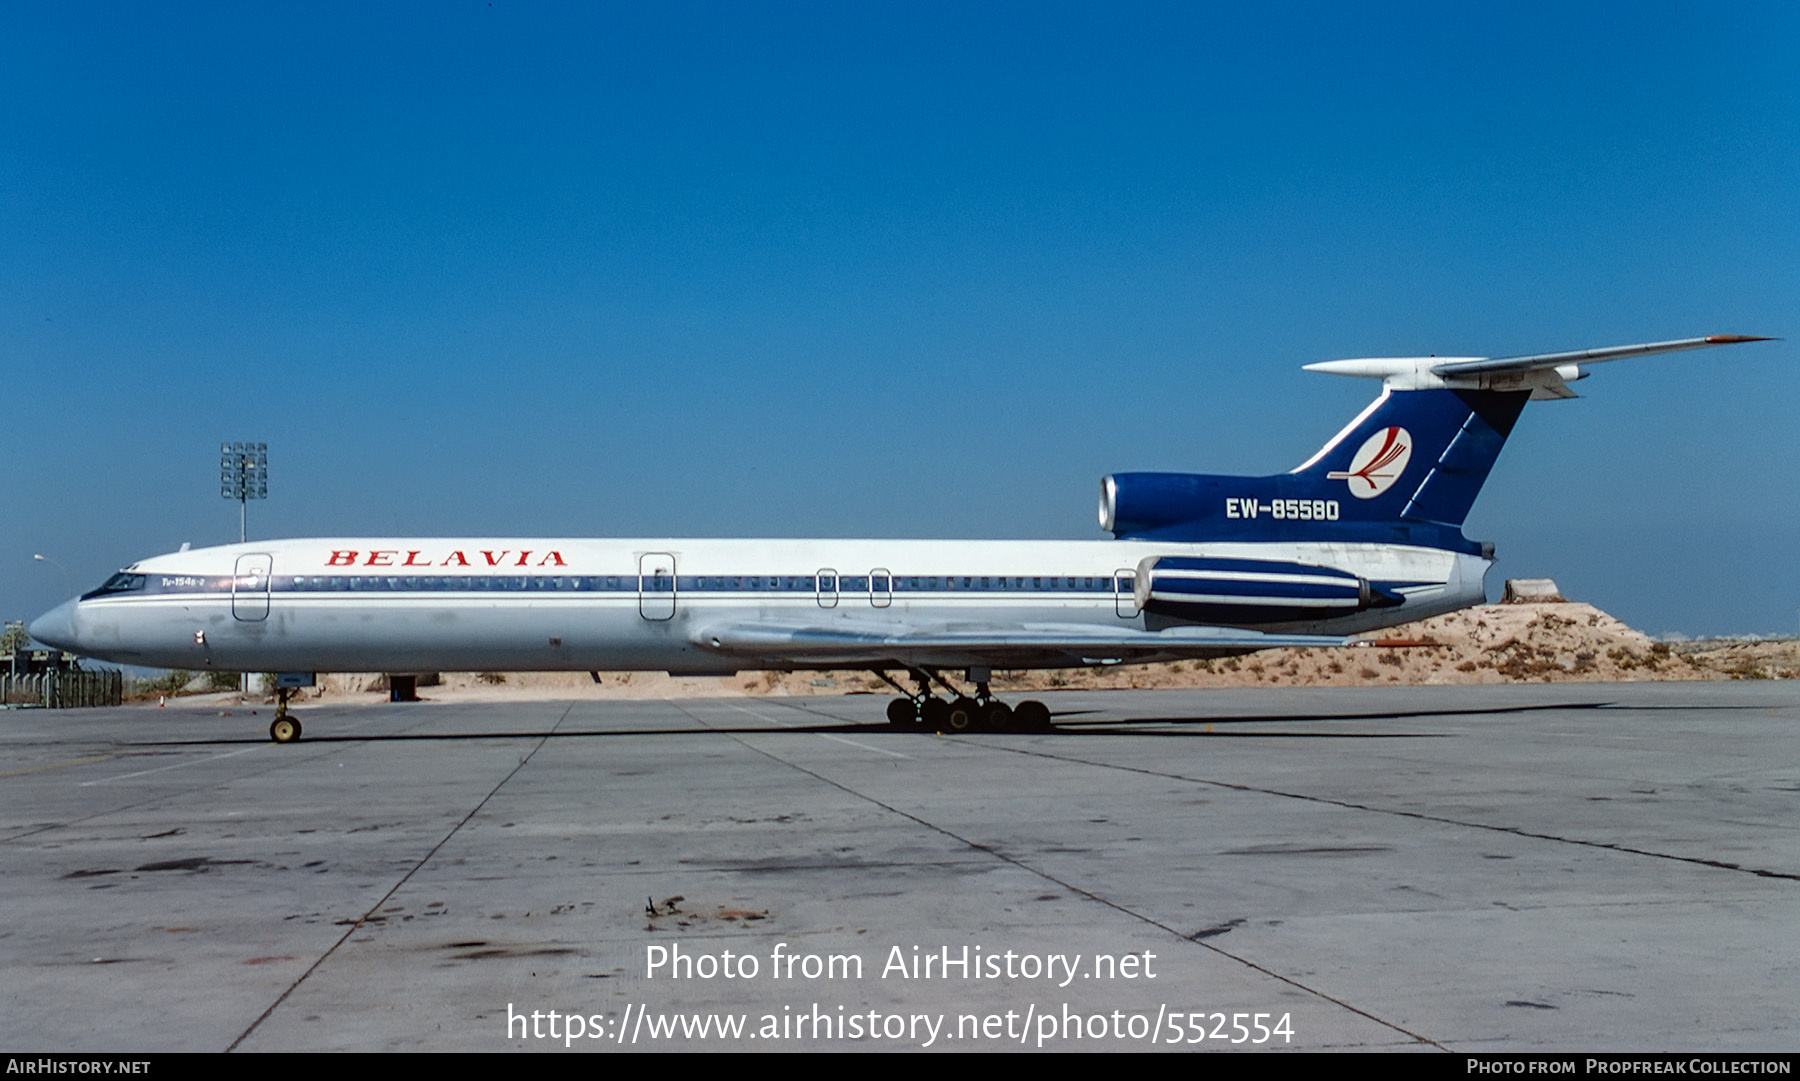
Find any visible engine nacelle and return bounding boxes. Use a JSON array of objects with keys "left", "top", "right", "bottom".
[
  {"left": 1134, "top": 555, "right": 1403, "bottom": 626},
  {"left": 1099, "top": 473, "right": 1221, "bottom": 535}
]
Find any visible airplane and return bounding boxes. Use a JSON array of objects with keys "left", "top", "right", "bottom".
[{"left": 29, "top": 334, "right": 1772, "bottom": 743}]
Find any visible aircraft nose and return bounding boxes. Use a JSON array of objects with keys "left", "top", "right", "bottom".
[{"left": 28, "top": 599, "right": 80, "bottom": 652}]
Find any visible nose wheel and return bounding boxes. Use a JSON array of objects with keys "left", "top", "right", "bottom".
[{"left": 269, "top": 687, "right": 302, "bottom": 743}]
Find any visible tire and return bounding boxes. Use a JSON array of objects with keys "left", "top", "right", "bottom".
[
  {"left": 886, "top": 698, "right": 917, "bottom": 728},
  {"left": 946, "top": 696, "right": 978, "bottom": 732},
  {"left": 982, "top": 701, "right": 1014, "bottom": 731},
  {"left": 921, "top": 698, "right": 951, "bottom": 732},
  {"left": 1013, "top": 700, "right": 1051, "bottom": 732}
]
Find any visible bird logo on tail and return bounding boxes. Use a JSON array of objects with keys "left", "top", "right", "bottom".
[{"left": 1328, "top": 427, "right": 1412, "bottom": 498}]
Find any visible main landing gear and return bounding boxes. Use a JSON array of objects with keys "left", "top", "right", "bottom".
[
  {"left": 874, "top": 667, "right": 1052, "bottom": 733},
  {"left": 269, "top": 686, "right": 302, "bottom": 743}
]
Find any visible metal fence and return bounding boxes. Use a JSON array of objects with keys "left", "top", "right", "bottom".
[{"left": 0, "top": 670, "right": 124, "bottom": 708}]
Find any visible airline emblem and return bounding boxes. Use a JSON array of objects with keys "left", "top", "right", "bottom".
[{"left": 1328, "top": 427, "right": 1411, "bottom": 499}]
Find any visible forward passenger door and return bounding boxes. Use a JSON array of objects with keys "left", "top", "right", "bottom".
[
  {"left": 232, "top": 554, "right": 272, "bottom": 621},
  {"left": 639, "top": 552, "right": 676, "bottom": 620}
]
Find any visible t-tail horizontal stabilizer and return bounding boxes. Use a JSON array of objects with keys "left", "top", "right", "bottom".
[{"left": 1302, "top": 334, "right": 1775, "bottom": 399}]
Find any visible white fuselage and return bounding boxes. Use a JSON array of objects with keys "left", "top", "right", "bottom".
[{"left": 35, "top": 536, "right": 1489, "bottom": 674}]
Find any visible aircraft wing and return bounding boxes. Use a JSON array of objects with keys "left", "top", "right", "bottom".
[{"left": 692, "top": 619, "right": 1352, "bottom": 668}]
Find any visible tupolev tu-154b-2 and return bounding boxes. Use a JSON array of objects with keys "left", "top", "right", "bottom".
[{"left": 29, "top": 335, "right": 1772, "bottom": 742}]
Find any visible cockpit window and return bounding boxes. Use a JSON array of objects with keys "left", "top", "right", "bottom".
[{"left": 81, "top": 573, "right": 148, "bottom": 600}]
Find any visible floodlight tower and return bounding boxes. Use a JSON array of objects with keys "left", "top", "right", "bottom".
[{"left": 221, "top": 442, "right": 268, "bottom": 543}]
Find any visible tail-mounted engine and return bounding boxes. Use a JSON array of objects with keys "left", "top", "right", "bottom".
[{"left": 1134, "top": 555, "right": 1403, "bottom": 626}]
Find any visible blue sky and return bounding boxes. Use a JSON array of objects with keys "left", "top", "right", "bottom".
[{"left": 4, "top": 2, "right": 1796, "bottom": 638}]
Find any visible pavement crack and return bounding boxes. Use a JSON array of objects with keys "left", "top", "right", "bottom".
[
  {"left": 225, "top": 701, "right": 576, "bottom": 1052},
  {"left": 668, "top": 700, "right": 1444, "bottom": 1052},
  {"left": 962, "top": 739, "right": 1800, "bottom": 883}
]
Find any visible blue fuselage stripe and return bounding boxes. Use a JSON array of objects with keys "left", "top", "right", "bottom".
[{"left": 97, "top": 573, "right": 1133, "bottom": 600}]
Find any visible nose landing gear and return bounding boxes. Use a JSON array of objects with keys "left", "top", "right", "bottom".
[{"left": 268, "top": 687, "right": 302, "bottom": 743}]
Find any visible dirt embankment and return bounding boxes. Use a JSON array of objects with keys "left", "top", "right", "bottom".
[{"left": 234, "top": 601, "right": 1794, "bottom": 706}]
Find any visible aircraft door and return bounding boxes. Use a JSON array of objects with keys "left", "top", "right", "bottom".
[
  {"left": 869, "top": 568, "right": 891, "bottom": 608},
  {"left": 1114, "top": 568, "right": 1140, "bottom": 618},
  {"left": 233, "top": 554, "right": 272, "bottom": 622},
  {"left": 816, "top": 568, "right": 838, "bottom": 608},
  {"left": 638, "top": 552, "right": 676, "bottom": 620}
]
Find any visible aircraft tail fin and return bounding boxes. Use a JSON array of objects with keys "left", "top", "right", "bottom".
[
  {"left": 1099, "top": 385, "right": 1526, "bottom": 547},
  {"left": 1288, "top": 387, "right": 1529, "bottom": 529},
  {"left": 1100, "top": 334, "right": 1772, "bottom": 548}
]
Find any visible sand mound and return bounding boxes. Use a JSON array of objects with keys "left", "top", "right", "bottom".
[{"left": 955, "top": 602, "right": 1702, "bottom": 694}]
